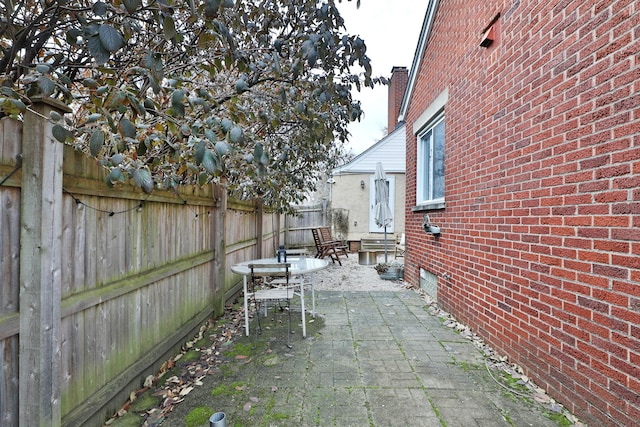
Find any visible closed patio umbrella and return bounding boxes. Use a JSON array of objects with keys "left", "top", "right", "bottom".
[{"left": 374, "top": 162, "right": 393, "bottom": 262}]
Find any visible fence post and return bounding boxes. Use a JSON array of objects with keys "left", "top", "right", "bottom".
[
  {"left": 19, "top": 98, "right": 70, "bottom": 427},
  {"left": 211, "top": 182, "right": 226, "bottom": 316},
  {"left": 256, "top": 202, "right": 263, "bottom": 258}
]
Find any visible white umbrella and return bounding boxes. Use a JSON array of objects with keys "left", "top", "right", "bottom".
[{"left": 374, "top": 162, "right": 393, "bottom": 262}]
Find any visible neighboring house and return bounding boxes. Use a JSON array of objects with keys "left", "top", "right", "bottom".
[
  {"left": 400, "top": 1, "right": 639, "bottom": 426},
  {"left": 330, "top": 67, "right": 408, "bottom": 247}
]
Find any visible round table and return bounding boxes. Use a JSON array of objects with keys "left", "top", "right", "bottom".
[{"left": 231, "top": 257, "right": 329, "bottom": 337}]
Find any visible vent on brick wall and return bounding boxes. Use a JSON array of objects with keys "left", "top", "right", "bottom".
[
  {"left": 420, "top": 268, "right": 438, "bottom": 301},
  {"left": 480, "top": 13, "right": 501, "bottom": 48}
]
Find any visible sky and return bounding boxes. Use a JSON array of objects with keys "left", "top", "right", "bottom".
[{"left": 337, "top": 0, "right": 428, "bottom": 155}]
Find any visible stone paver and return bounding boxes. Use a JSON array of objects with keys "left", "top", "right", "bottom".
[{"left": 164, "top": 290, "right": 560, "bottom": 427}]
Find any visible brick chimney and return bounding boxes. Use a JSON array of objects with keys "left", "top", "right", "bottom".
[{"left": 387, "top": 66, "right": 409, "bottom": 133}]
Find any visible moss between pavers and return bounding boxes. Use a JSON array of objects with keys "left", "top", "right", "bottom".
[{"left": 185, "top": 406, "right": 215, "bottom": 427}]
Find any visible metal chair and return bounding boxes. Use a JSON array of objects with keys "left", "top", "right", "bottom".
[{"left": 247, "top": 263, "right": 293, "bottom": 348}]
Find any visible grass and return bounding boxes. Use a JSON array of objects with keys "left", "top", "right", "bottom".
[
  {"left": 210, "top": 381, "right": 247, "bottom": 397},
  {"left": 185, "top": 406, "right": 214, "bottom": 427}
]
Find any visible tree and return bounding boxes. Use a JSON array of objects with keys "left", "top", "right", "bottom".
[{"left": 0, "top": 0, "right": 384, "bottom": 211}]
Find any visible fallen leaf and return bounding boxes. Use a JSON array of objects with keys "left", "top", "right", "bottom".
[
  {"left": 533, "top": 393, "right": 551, "bottom": 403},
  {"left": 243, "top": 402, "right": 252, "bottom": 412},
  {"left": 179, "top": 386, "right": 194, "bottom": 396},
  {"left": 144, "top": 375, "right": 155, "bottom": 388},
  {"left": 271, "top": 386, "right": 278, "bottom": 392},
  {"left": 250, "top": 396, "right": 259, "bottom": 403}
]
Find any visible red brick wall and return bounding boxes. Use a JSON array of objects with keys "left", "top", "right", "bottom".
[{"left": 404, "top": 1, "right": 640, "bottom": 425}]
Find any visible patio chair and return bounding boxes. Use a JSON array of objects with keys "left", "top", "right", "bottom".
[
  {"left": 395, "top": 233, "right": 406, "bottom": 259},
  {"left": 319, "top": 227, "right": 349, "bottom": 260},
  {"left": 247, "top": 263, "right": 293, "bottom": 348},
  {"left": 311, "top": 227, "right": 343, "bottom": 265}
]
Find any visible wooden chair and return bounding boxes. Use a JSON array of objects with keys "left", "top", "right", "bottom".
[
  {"left": 319, "top": 227, "right": 349, "bottom": 260},
  {"left": 395, "top": 233, "right": 406, "bottom": 258},
  {"left": 247, "top": 263, "right": 294, "bottom": 347},
  {"left": 312, "top": 227, "right": 343, "bottom": 265}
]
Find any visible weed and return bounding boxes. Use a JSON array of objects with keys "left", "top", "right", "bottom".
[{"left": 185, "top": 406, "right": 214, "bottom": 427}]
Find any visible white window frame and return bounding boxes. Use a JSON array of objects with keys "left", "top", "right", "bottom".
[
  {"left": 413, "top": 88, "right": 448, "bottom": 211},
  {"left": 416, "top": 113, "right": 445, "bottom": 207}
]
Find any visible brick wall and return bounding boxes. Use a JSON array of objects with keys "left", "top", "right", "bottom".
[
  {"left": 404, "top": 1, "right": 640, "bottom": 425},
  {"left": 388, "top": 66, "right": 409, "bottom": 133}
]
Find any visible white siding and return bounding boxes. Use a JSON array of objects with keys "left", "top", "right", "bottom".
[{"left": 333, "top": 125, "right": 406, "bottom": 174}]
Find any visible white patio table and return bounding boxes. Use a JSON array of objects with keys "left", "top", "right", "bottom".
[{"left": 231, "top": 256, "right": 329, "bottom": 337}]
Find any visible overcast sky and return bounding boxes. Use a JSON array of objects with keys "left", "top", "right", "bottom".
[{"left": 337, "top": 0, "right": 428, "bottom": 155}]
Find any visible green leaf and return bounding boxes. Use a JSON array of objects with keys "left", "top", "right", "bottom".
[
  {"left": 92, "top": 2, "right": 108, "bottom": 16},
  {"left": 89, "top": 130, "right": 105, "bottom": 157},
  {"left": 204, "top": 0, "right": 220, "bottom": 17},
  {"left": 171, "top": 90, "right": 184, "bottom": 109},
  {"left": 83, "top": 78, "right": 98, "bottom": 88},
  {"left": 201, "top": 150, "right": 219, "bottom": 174},
  {"left": 119, "top": 119, "right": 136, "bottom": 138},
  {"left": 98, "top": 24, "right": 125, "bottom": 52},
  {"left": 215, "top": 140, "right": 229, "bottom": 156},
  {"left": 87, "top": 34, "right": 110, "bottom": 64},
  {"left": 38, "top": 76, "right": 55, "bottom": 96},
  {"left": 235, "top": 79, "right": 248, "bottom": 94},
  {"left": 123, "top": 0, "right": 140, "bottom": 13},
  {"left": 49, "top": 111, "right": 62, "bottom": 122},
  {"left": 107, "top": 167, "right": 124, "bottom": 184},
  {"left": 133, "top": 167, "right": 154, "bottom": 194},
  {"left": 220, "top": 118, "right": 233, "bottom": 133},
  {"left": 229, "top": 126, "right": 243, "bottom": 143},
  {"left": 194, "top": 140, "right": 206, "bottom": 164},
  {"left": 86, "top": 113, "right": 101, "bottom": 123},
  {"left": 52, "top": 125, "right": 69, "bottom": 143},
  {"left": 111, "top": 153, "right": 125, "bottom": 166},
  {"left": 163, "top": 15, "right": 177, "bottom": 40},
  {"left": 253, "top": 143, "right": 264, "bottom": 162},
  {"left": 35, "top": 64, "right": 50, "bottom": 73}
]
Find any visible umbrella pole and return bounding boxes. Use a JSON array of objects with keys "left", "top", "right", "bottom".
[{"left": 384, "top": 225, "right": 388, "bottom": 263}]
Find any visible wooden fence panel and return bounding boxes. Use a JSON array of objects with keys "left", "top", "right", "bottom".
[
  {"left": 0, "top": 117, "right": 21, "bottom": 427},
  {"left": 285, "top": 203, "right": 328, "bottom": 249}
]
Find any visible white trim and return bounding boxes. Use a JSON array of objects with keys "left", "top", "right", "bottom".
[
  {"left": 399, "top": 0, "right": 441, "bottom": 119},
  {"left": 413, "top": 88, "right": 448, "bottom": 135}
]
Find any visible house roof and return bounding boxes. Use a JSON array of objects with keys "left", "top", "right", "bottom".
[
  {"left": 333, "top": 124, "right": 406, "bottom": 174},
  {"left": 398, "top": 0, "right": 440, "bottom": 121}
]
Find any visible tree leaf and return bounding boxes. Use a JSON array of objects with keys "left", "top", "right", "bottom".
[
  {"left": 87, "top": 34, "right": 110, "bottom": 64},
  {"left": 163, "top": 15, "right": 177, "bottom": 40},
  {"left": 119, "top": 118, "right": 136, "bottom": 139},
  {"left": 201, "top": 150, "right": 219, "bottom": 174},
  {"left": 98, "top": 24, "right": 125, "bottom": 52},
  {"left": 204, "top": 0, "right": 220, "bottom": 18},
  {"left": 123, "top": 0, "right": 140, "bottom": 14},
  {"left": 92, "top": 2, "right": 108, "bottom": 16},
  {"left": 133, "top": 167, "right": 154, "bottom": 194},
  {"left": 38, "top": 76, "right": 55, "bottom": 96},
  {"left": 89, "top": 130, "right": 105, "bottom": 157},
  {"left": 229, "top": 126, "right": 243, "bottom": 143},
  {"left": 215, "top": 140, "right": 229, "bottom": 156},
  {"left": 253, "top": 143, "right": 263, "bottom": 161},
  {"left": 194, "top": 140, "right": 206, "bottom": 165},
  {"left": 52, "top": 125, "right": 69, "bottom": 143}
]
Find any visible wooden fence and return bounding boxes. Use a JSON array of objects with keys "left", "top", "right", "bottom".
[
  {"left": 0, "top": 100, "right": 285, "bottom": 426},
  {"left": 284, "top": 202, "right": 329, "bottom": 251}
]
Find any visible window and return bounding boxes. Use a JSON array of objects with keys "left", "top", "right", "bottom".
[{"left": 416, "top": 113, "right": 445, "bottom": 207}]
